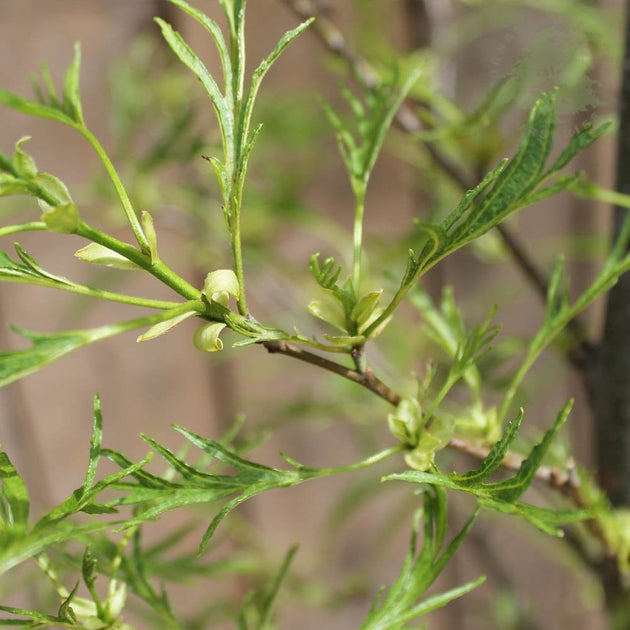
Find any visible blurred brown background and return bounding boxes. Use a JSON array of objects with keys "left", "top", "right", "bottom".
[{"left": 0, "top": 1, "right": 624, "bottom": 628}]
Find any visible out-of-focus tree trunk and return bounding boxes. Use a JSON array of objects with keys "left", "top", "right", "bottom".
[{"left": 595, "top": 1, "right": 630, "bottom": 626}]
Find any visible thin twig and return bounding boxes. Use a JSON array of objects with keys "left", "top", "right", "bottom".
[
  {"left": 263, "top": 339, "right": 401, "bottom": 405},
  {"left": 262, "top": 339, "right": 582, "bottom": 497}
]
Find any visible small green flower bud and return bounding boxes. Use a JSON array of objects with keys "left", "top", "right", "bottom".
[
  {"left": 403, "top": 415, "right": 455, "bottom": 471},
  {"left": 387, "top": 396, "right": 423, "bottom": 446},
  {"left": 203, "top": 269, "right": 239, "bottom": 305},
  {"left": 141, "top": 210, "right": 159, "bottom": 264},
  {"left": 42, "top": 203, "right": 80, "bottom": 233},
  {"left": 193, "top": 322, "right": 227, "bottom": 352}
]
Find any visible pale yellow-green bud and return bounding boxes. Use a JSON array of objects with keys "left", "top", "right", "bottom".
[
  {"left": 387, "top": 396, "right": 423, "bottom": 446},
  {"left": 203, "top": 269, "right": 239, "bottom": 305},
  {"left": 42, "top": 203, "right": 79, "bottom": 233},
  {"left": 141, "top": 210, "right": 159, "bottom": 264}
]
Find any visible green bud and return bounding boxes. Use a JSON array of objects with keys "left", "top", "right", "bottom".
[
  {"left": 387, "top": 396, "right": 423, "bottom": 446},
  {"left": 455, "top": 404, "right": 501, "bottom": 445},
  {"left": 141, "top": 210, "right": 159, "bottom": 264},
  {"left": 42, "top": 202, "right": 79, "bottom": 233},
  {"left": 75, "top": 243, "right": 140, "bottom": 269},
  {"left": 404, "top": 415, "right": 454, "bottom": 471},
  {"left": 193, "top": 322, "right": 227, "bottom": 352},
  {"left": 137, "top": 310, "right": 197, "bottom": 342},
  {"left": 203, "top": 269, "right": 239, "bottom": 305}
]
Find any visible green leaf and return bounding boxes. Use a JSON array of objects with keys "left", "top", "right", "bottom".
[
  {"left": 0, "top": 174, "right": 33, "bottom": 198},
  {"left": 107, "top": 427, "right": 300, "bottom": 555},
  {"left": 0, "top": 311, "right": 185, "bottom": 387},
  {"left": 141, "top": 210, "right": 159, "bottom": 264},
  {"left": 239, "top": 545, "right": 299, "bottom": 628},
  {"left": 0, "top": 50, "right": 86, "bottom": 130},
  {"left": 155, "top": 17, "right": 231, "bottom": 146},
  {"left": 360, "top": 487, "right": 482, "bottom": 629},
  {"left": 455, "top": 410, "right": 524, "bottom": 486},
  {"left": 447, "top": 89, "right": 557, "bottom": 251},
  {"left": 0, "top": 89, "right": 75, "bottom": 126},
  {"left": 165, "top": 0, "right": 231, "bottom": 89},
  {"left": 325, "top": 67, "right": 421, "bottom": 191},
  {"left": 63, "top": 42, "right": 84, "bottom": 125},
  {"left": 241, "top": 17, "right": 314, "bottom": 153},
  {"left": 352, "top": 290, "right": 383, "bottom": 330},
  {"left": 0, "top": 449, "right": 29, "bottom": 530},
  {"left": 193, "top": 322, "right": 227, "bottom": 352},
  {"left": 487, "top": 400, "right": 573, "bottom": 502},
  {"left": 41, "top": 202, "right": 80, "bottom": 233},
  {"left": 544, "top": 117, "right": 613, "bottom": 176},
  {"left": 13, "top": 137, "right": 37, "bottom": 179}
]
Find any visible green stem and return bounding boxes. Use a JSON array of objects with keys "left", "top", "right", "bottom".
[
  {"left": 0, "top": 222, "right": 47, "bottom": 238},
  {"left": 78, "top": 126, "right": 150, "bottom": 253},
  {"left": 76, "top": 222, "right": 201, "bottom": 301},
  {"left": 230, "top": 200, "right": 248, "bottom": 315},
  {"left": 352, "top": 186, "right": 366, "bottom": 294},
  {"left": 301, "top": 444, "right": 406, "bottom": 479},
  {"left": 362, "top": 232, "right": 441, "bottom": 339},
  {"left": 47, "top": 282, "right": 183, "bottom": 310}
]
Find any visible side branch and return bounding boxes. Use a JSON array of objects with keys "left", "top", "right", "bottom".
[
  {"left": 280, "top": 0, "right": 593, "bottom": 375},
  {"left": 262, "top": 340, "right": 580, "bottom": 499},
  {"left": 263, "top": 339, "right": 402, "bottom": 406}
]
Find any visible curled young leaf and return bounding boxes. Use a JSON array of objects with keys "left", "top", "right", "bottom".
[
  {"left": 137, "top": 309, "right": 197, "bottom": 342},
  {"left": 351, "top": 289, "right": 382, "bottom": 330},
  {"left": 308, "top": 299, "right": 347, "bottom": 332},
  {"left": 13, "top": 137, "right": 38, "bottom": 179},
  {"left": 75, "top": 243, "right": 141, "bottom": 270},
  {"left": 193, "top": 322, "right": 227, "bottom": 352}
]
